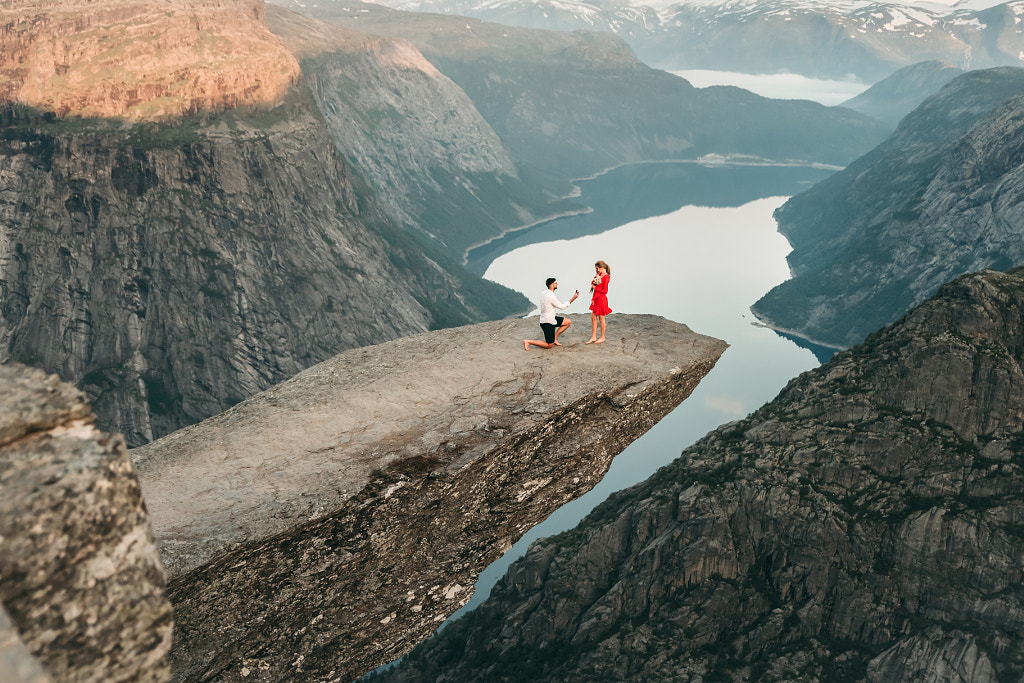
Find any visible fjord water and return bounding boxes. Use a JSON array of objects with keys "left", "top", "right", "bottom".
[{"left": 448, "top": 161, "right": 836, "bottom": 620}]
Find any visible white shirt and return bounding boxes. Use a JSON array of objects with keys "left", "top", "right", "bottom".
[{"left": 539, "top": 288, "right": 570, "bottom": 325}]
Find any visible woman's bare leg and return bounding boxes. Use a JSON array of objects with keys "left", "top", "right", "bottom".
[
  {"left": 596, "top": 316, "right": 606, "bottom": 343},
  {"left": 586, "top": 313, "right": 598, "bottom": 344}
]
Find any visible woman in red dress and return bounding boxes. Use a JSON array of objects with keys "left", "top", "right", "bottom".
[{"left": 586, "top": 260, "right": 612, "bottom": 344}]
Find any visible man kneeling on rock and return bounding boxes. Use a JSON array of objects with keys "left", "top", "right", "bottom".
[{"left": 524, "top": 277, "right": 579, "bottom": 350}]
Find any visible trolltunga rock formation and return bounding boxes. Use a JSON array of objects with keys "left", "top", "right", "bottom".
[{"left": 130, "top": 313, "right": 726, "bottom": 681}]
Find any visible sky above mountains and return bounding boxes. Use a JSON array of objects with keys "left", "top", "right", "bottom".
[{"left": 635, "top": 0, "right": 1011, "bottom": 10}]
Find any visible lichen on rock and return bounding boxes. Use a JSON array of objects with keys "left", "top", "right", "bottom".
[{"left": 0, "top": 364, "right": 173, "bottom": 682}]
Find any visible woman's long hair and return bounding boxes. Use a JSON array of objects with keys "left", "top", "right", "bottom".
[{"left": 595, "top": 260, "right": 611, "bottom": 275}]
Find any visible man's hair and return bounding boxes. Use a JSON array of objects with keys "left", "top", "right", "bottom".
[{"left": 545, "top": 277, "right": 557, "bottom": 288}]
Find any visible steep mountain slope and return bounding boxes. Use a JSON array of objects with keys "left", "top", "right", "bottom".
[
  {"left": 266, "top": 6, "right": 577, "bottom": 258},
  {"left": 274, "top": 0, "right": 892, "bottom": 179},
  {"left": 752, "top": 67, "right": 1024, "bottom": 349},
  {"left": 840, "top": 60, "right": 964, "bottom": 128},
  {"left": 0, "top": 1, "right": 527, "bottom": 445},
  {"left": 360, "top": 0, "right": 1024, "bottom": 81},
  {"left": 380, "top": 266, "right": 1024, "bottom": 682}
]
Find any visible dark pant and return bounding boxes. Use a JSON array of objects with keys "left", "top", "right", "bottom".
[{"left": 540, "top": 316, "right": 565, "bottom": 344}]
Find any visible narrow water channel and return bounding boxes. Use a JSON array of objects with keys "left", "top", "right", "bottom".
[{"left": 447, "top": 161, "right": 836, "bottom": 622}]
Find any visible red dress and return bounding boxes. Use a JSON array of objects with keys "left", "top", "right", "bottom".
[{"left": 589, "top": 273, "right": 612, "bottom": 316}]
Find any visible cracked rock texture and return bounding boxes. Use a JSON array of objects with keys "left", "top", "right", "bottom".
[
  {"left": 130, "top": 313, "right": 726, "bottom": 682},
  {"left": 380, "top": 268, "right": 1024, "bottom": 682},
  {"left": 0, "top": 363, "right": 173, "bottom": 682}
]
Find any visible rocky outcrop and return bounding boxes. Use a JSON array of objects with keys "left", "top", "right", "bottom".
[
  {"left": 267, "top": 6, "right": 571, "bottom": 257},
  {"left": 128, "top": 314, "right": 726, "bottom": 681},
  {"left": 381, "top": 267, "right": 1024, "bottom": 682},
  {"left": 0, "top": 363, "right": 173, "bottom": 682},
  {"left": 273, "top": 0, "right": 891, "bottom": 180},
  {"left": 0, "top": 0, "right": 300, "bottom": 120},
  {"left": 753, "top": 67, "right": 1024, "bottom": 349},
  {"left": 840, "top": 60, "right": 965, "bottom": 129}
]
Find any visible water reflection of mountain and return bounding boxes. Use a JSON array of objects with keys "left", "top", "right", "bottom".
[{"left": 466, "top": 162, "right": 836, "bottom": 275}]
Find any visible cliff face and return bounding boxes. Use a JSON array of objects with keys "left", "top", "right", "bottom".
[
  {"left": 128, "top": 314, "right": 726, "bottom": 681},
  {"left": 0, "top": 364, "right": 172, "bottom": 682},
  {"left": 0, "top": 97, "right": 442, "bottom": 446},
  {"left": 0, "top": 0, "right": 300, "bottom": 120},
  {"left": 272, "top": 0, "right": 891, "bottom": 179},
  {"left": 753, "top": 67, "right": 1024, "bottom": 350},
  {"left": 382, "top": 268, "right": 1024, "bottom": 682},
  {"left": 267, "top": 6, "right": 571, "bottom": 257},
  {"left": 0, "top": 0, "right": 528, "bottom": 446}
]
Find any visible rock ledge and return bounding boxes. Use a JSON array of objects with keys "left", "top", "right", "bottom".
[{"left": 133, "top": 313, "right": 726, "bottom": 681}]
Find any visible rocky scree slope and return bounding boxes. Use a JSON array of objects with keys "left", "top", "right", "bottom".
[
  {"left": 0, "top": 363, "right": 172, "bottom": 682},
  {"left": 0, "top": 0, "right": 527, "bottom": 446},
  {"left": 129, "top": 314, "right": 726, "bottom": 682},
  {"left": 380, "top": 266, "right": 1024, "bottom": 682},
  {"left": 267, "top": 6, "right": 575, "bottom": 258},
  {"left": 273, "top": 0, "right": 892, "bottom": 180},
  {"left": 753, "top": 66, "right": 1024, "bottom": 350}
]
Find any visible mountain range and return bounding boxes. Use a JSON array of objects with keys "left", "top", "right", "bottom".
[
  {"left": 752, "top": 66, "right": 1024, "bottom": 350},
  {"left": 839, "top": 59, "right": 965, "bottom": 127},
  {"left": 365, "top": 0, "right": 1024, "bottom": 81},
  {"left": 274, "top": 0, "right": 890, "bottom": 184}
]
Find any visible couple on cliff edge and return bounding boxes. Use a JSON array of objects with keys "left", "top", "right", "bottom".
[{"left": 524, "top": 260, "right": 612, "bottom": 350}]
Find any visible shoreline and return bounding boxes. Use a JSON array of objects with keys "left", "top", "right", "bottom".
[
  {"left": 748, "top": 312, "right": 846, "bottom": 352},
  {"left": 462, "top": 155, "right": 845, "bottom": 270}
]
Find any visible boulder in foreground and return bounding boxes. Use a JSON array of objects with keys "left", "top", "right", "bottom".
[{"left": 0, "top": 364, "right": 172, "bottom": 682}]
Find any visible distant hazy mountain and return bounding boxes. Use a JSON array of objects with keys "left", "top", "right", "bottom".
[
  {"left": 752, "top": 66, "right": 1024, "bottom": 349},
  {"left": 274, "top": 0, "right": 891, "bottom": 183},
  {"left": 367, "top": 0, "right": 1024, "bottom": 81},
  {"left": 841, "top": 60, "right": 965, "bottom": 127}
]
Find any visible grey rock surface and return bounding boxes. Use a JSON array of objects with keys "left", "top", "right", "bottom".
[
  {"left": 380, "top": 268, "right": 1024, "bottom": 682},
  {"left": 0, "top": 88, "right": 525, "bottom": 447},
  {"left": 131, "top": 313, "right": 726, "bottom": 681},
  {"left": 0, "top": 363, "right": 173, "bottom": 682}
]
